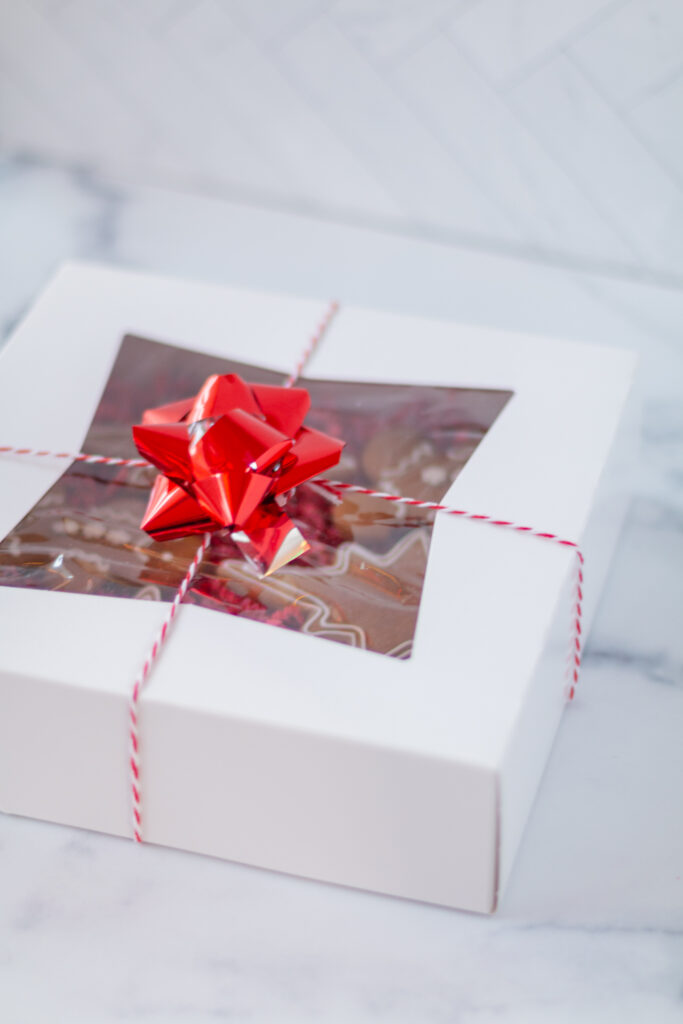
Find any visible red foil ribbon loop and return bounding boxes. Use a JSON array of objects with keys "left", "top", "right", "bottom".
[{"left": 132, "top": 373, "right": 344, "bottom": 575}]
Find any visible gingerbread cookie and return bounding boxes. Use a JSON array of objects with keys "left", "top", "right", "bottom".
[{"left": 361, "top": 426, "right": 454, "bottom": 503}]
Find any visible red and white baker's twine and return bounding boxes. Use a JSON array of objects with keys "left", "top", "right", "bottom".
[
  {"left": 128, "top": 533, "right": 211, "bottom": 841},
  {"left": 0, "top": 446, "right": 148, "bottom": 468},
  {"left": 0, "top": 297, "right": 584, "bottom": 843},
  {"left": 317, "top": 479, "right": 584, "bottom": 702},
  {"left": 283, "top": 300, "right": 339, "bottom": 388}
]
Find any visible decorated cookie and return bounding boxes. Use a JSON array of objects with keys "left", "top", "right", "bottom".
[{"left": 361, "top": 426, "right": 454, "bottom": 502}]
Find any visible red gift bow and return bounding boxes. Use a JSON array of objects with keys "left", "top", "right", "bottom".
[{"left": 132, "top": 373, "right": 345, "bottom": 576}]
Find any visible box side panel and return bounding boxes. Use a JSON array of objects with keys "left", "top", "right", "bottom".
[
  {"left": 0, "top": 668, "right": 498, "bottom": 914},
  {"left": 497, "top": 377, "right": 639, "bottom": 897},
  {"left": 144, "top": 702, "right": 499, "bottom": 913},
  {"left": 0, "top": 672, "right": 130, "bottom": 837}
]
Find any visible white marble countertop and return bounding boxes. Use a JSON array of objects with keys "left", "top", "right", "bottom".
[{"left": 1, "top": 155, "right": 682, "bottom": 1023}]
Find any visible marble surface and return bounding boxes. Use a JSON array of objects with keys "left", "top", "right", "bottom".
[{"left": 1, "top": 154, "right": 682, "bottom": 1022}]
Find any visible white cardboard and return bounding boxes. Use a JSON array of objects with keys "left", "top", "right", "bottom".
[{"left": 0, "top": 263, "right": 637, "bottom": 912}]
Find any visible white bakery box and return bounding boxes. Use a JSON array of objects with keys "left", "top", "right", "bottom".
[{"left": 0, "top": 263, "right": 637, "bottom": 913}]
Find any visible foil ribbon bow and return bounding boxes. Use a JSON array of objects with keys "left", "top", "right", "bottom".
[{"left": 132, "top": 374, "right": 344, "bottom": 576}]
